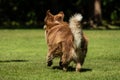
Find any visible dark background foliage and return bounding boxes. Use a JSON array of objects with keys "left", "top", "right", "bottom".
[{"left": 0, "top": 0, "right": 120, "bottom": 29}]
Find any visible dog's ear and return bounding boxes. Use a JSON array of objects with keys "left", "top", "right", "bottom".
[
  {"left": 56, "top": 11, "right": 64, "bottom": 22},
  {"left": 58, "top": 11, "right": 64, "bottom": 18},
  {"left": 46, "top": 10, "right": 53, "bottom": 17},
  {"left": 44, "top": 10, "right": 53, "bottom": 23}
]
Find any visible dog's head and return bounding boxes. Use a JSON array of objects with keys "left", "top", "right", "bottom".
[{"left": 44, "top": 10, "right": 64, "bottom": 29}]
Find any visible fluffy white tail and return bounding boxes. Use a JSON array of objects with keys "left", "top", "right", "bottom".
[
  {"left": 69, "top": 13, "right": 83, "bottom": 28},
  {"left": 69, "top": 13, "right": 83, "bottom": 48}
]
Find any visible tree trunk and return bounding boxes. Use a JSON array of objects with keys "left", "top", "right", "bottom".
[
  {"left": 82, "top": 0, "right": 102, "bottom": 29},
  {"left": 94, "top": 0, "right": 102, "bottom": 26}
]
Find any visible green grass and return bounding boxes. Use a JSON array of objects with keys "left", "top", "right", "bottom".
[{"left": 0, "top": 29, "right": 120, "bottom": 80}]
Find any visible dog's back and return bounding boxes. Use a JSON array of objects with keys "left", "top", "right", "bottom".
[{"left": 47, "top": 22, "right": 74, "bottom": 56}]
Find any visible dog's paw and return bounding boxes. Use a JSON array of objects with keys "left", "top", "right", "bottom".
[{"left": 47, "top": 61, "right": 53, "bottom": 66}]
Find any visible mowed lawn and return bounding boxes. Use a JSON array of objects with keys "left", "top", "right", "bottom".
[{"left": 0, "top": 29, "right": 120, "bottom": 80}]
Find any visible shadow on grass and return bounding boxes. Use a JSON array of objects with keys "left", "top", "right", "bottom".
[
  {"left": 52, "top": 66, "right": 92, "bottom": 72},
  {"left": 0, "top": 60, "right": 29, "bottom": 63}
]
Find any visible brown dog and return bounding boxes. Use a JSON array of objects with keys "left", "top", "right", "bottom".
[{"left": 44, "top": 10, "right": 88, "bottom": 72}]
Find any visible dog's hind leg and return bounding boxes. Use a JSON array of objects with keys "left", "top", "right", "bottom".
[
  {"left": 61, "top": 57, "right": 69, "bottom": 71},
  {"left": 46, "top": 48, "right": 55, "bottom": 66},
  {"left": 47, "top": 52, "right": 53, "bottom": 66},
  {"left": 80, "top": 36, "right": 88, "bottom": 65},
  {"left": 76, "top": 62, "right": 81, "bottom": 72},
  {"left": 47, "top": 45, "right": 60, "bottom": 66},
  {"left": 59, "top": 57, "right": 63, "bottom": 67},
  {"left": 61, "top": 51, "right": 72, "bottom": 71}
]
